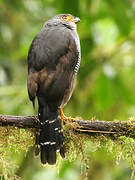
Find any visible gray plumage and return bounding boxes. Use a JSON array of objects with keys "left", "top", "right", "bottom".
[{"left": 27, "top": 14, "right": 81, "bottom": 165}]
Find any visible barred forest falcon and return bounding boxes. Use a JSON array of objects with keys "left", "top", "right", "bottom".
[{"left": 27, "top": 14, "right": 81, "bottom": 165}]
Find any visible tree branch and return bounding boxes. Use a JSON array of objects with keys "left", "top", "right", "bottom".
[
  {"left": 0, "top": 115, "right": 135, "bottom": 139},
  {"left": 0, "top": 115, "right": 38, "bottom": 128}
]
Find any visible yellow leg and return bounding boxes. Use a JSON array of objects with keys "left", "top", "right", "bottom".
[
  {"left": 60, "top": 108, "right": 66, "bottom": 120},
  {"left": 59, "top": 108, "right": 75, "bottom": 121}
]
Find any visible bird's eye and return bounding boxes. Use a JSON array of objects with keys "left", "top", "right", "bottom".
[
  {"left": 60, "top": 15, "right": 73, "bottom": 22},
  {"left": 61, "top": 15, "right": 67, "bottom": 20}
]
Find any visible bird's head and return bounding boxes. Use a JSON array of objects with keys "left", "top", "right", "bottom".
[{"left": 46, "top": 14, "right": 80, "bottom": 30}]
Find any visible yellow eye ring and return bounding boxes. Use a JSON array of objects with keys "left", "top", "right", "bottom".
[
  {"left": 60, "top": 15, "right": 74, "bottom": 22},
  {"left": 61, "top": 15, "right": 67, "bottom": 21}
]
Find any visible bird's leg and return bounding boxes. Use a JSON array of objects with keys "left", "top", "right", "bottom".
[
  {"left": 60, "top": 108, "right": 66, "bottom": 120},
  {"left": 59, "top": 108, "right": 75, "bottom": 121}
]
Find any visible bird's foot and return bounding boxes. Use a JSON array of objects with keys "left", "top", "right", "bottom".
[{"left": 59, "top": 108, "right": 75, "bottom": 122}]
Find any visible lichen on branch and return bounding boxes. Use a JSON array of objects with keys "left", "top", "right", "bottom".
[
  {"left": 0, "top": 115, "right": 135, "bottom": 179},
  {"left": 0, "top": 115, "right": 135, "bottom": 139}
]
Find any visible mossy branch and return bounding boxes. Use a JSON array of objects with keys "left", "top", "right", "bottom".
[{"left": 0, "top": 115, "right": 135, "bottom": 139}]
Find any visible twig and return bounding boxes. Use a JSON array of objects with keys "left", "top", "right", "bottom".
[
  {"left": 0, "top": 115, "right": 38, "bottom": 128},
  {"left": 0, "top": 115, "right": 135, "bottom": 138}
]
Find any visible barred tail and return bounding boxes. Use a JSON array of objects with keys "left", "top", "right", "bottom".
[{"left": 36, "top": 105, "right": 65, "bottom": 165}]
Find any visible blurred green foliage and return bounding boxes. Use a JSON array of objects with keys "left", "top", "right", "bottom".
[{"left": 1, "top": 0, "right": 135, "bottom": 179}]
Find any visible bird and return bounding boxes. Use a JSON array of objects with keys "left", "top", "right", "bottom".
[{"left": 27, "top": 14, "right": 81, "bottom": 165}]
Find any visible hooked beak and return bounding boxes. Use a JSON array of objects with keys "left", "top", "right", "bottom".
[{"left": 74, "top": 17, "right": 80, "bottom": 24}]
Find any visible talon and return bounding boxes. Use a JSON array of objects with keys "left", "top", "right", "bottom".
[{"left": 59, "top": 108, "right": 75, "bottom": 121}]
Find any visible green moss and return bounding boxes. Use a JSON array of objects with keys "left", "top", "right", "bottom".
[
  {"left": 1, "top": 118, "right": 135, "bottom": 179},
  {"left": 0, "top": 127, "right": 34, "bottom": 179},
  {"left": 63, "top": 118, "right": 135, "bottom": 179}
]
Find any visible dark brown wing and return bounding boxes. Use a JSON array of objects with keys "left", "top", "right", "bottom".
[{"left": 27, "top": 25, "right": 80, "bottom": 107}]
